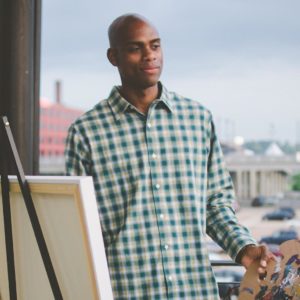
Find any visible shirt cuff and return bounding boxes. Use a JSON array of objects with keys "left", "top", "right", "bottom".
[{"left": 235, "top": 243, "right": 257, "bottom": 264}]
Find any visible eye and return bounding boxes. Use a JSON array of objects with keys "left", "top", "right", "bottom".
[
  {"left": 127, "top": 46, "right": 140, "bottom": 52},
  {"left": 152, "top": 43, "right": 160, "bottom": 50}
]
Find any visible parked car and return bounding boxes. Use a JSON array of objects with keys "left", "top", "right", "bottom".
[
  {"left": 215, "top": 270, "right": 243, "bottom": 299},
  {"left": 251, "top": 196, "right": 279, "bottom": 207},
  {"left": 280, "top": 206, "right": 296, "bottom": 218},
  {"left": 262, "top": 209, "right": 294, "bottom": 220},
  {"left": 259, "top": 229, "right": 298, "bottom": 245},
  {"left": 215, "top": 269, "right": 243, "bottom": 283}
]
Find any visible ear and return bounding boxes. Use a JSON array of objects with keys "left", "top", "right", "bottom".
[{"left": 107, "top": 48, "right": 118, "bottom": 66}]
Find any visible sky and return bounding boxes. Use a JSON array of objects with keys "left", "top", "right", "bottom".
[{"left": 41, "top": 0, "right": 300, "bottom": 143}]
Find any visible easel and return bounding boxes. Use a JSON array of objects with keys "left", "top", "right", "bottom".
[{"left": 0, "top": 116, "right": 63, "bottom": 300}]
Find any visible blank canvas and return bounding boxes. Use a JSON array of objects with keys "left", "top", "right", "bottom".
[{"left": 0, "top": 176, "right": 113, "bottom": 300}]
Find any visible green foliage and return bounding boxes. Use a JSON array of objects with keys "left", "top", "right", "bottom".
[{"left": 291, "top": 173, "right": 300, "bottom": 191}]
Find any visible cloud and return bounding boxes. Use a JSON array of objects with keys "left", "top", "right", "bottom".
[
  {"left": 42, "top": 0, "right": 300, "bottom": 65},
  {"left": 164, "top": 60, "right": 300, "bottom": 142},
  {"left": 41, "top": 0, "right": 300, "bottom": 143}
]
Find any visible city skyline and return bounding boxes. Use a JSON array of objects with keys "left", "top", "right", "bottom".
[{"left": 41, "top": 0, "right": 300, "bottom": 143}]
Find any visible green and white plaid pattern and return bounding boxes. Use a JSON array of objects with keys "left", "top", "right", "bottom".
[{"left": 65, "top": 83, "right": 256, "bottom": 300}]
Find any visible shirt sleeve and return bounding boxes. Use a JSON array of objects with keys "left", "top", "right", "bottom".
[
  {"left": 205, "top": 113, "right": 257, "bottom": 261},
  {"left": 65, "top": 123, "right": 92, "bottom": 176}
]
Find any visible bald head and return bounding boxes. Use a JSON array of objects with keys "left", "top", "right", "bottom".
[
  {"left": 106, "top": 14, "right": 163, "bottom": 91},
  {"left": 108, "top": 14, "right": 158, "bottom": 48}
]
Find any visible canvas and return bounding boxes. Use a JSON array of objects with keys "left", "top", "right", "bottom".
[{"left": 0, "top": 176, "right": 113, "bottom": 300}]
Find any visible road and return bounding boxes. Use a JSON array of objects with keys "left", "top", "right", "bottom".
[
  {"left": 236, "top": 206, "right": 300, "bottom": 241},
  {"left": 207, "top": 205, "right": 300, "bottom": 262},
  {"left": 211, "top": 206, "right": 300, "bottom": 293}
]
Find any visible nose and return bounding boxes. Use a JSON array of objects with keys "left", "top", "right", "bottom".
[{"left": 143, "top": 46, "right": 156, "bottom": 61}]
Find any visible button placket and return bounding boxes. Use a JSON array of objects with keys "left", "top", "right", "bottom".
[{"left": 145, "top": 115, "right": 174, "bottom": 290}]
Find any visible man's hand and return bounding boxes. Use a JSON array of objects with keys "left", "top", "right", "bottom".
[{"left": 238, "top": 244, "right": 274, "bottom": 278}]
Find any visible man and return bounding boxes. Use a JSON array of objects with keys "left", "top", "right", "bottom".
[{"left": 65, "top": 14, "right": 272, "bottom": 299}]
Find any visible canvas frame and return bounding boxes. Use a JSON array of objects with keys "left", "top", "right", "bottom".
[{"left": 0, "top": 176, "right": 113, "bottom": 300}]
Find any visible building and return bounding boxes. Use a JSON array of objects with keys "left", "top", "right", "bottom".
[
  {"left": 39, "top": 81, "right": 84, "bottom": 174},
  {"left": 39, "top": 83, "right": 300, "bottom": 203},
  {"left": 224, "top": 142, "right": 300, "bottom": 205}
]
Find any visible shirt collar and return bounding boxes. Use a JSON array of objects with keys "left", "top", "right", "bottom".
[
  {"left": 158, "top": 82, "right": 174, "bottom": 113},
  {"left": 108, "top": 82, "right": 174, "bottom": 121}
]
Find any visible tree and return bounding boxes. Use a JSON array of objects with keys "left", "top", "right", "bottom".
[{"left": 291, "top": 173, "right": 300, "bottom": 191}]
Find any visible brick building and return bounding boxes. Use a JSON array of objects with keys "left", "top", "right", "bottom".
[
  {"left": 40, "top": 99, "right": 83, "bottom": 157},
  {"left": 39, "top": 81, "right": 84, "bottom": 174}
]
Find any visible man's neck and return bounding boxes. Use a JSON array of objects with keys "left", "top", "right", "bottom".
[{"left": 119, "top": 84, "right": 159, "bottom": 114}]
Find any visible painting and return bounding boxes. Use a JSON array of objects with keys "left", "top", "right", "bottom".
[
  {"left": 239, "top": 240, "right": 300, "bottom": 300},
  {"left": 0, "top": 176, "right": 113, "bottom": 300}
]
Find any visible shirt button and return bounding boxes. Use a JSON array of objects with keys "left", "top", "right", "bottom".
[
  {"left": 159, "top": 214, "right": 164, "bottom": 219},
  {"left": 164, "top": 244, "right": 169, "bottom": 250},
  {"left": 147, "top": 122, "right": 152, "bottom": 128},
  {"left": 168, "top": 275, "right": 173, "bottom": 281},
  {"left": 155, "top": 183, "right": 160, "bottom": 190},
  {"left": 152, "top": 152, "right": 157, "bottom": 159}
]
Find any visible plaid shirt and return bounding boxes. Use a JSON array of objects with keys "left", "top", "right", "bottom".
[{"left": 65, "top": 83, "right": 256, "bottom": 300}]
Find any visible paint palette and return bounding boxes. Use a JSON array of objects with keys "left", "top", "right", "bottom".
[{"left": 239, "top": 240, "right": 300, "bottom": 300}]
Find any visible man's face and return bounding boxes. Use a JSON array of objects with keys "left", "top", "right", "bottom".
[{"left": 109, "top": 20, "right": 163, "bottom": 90}]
